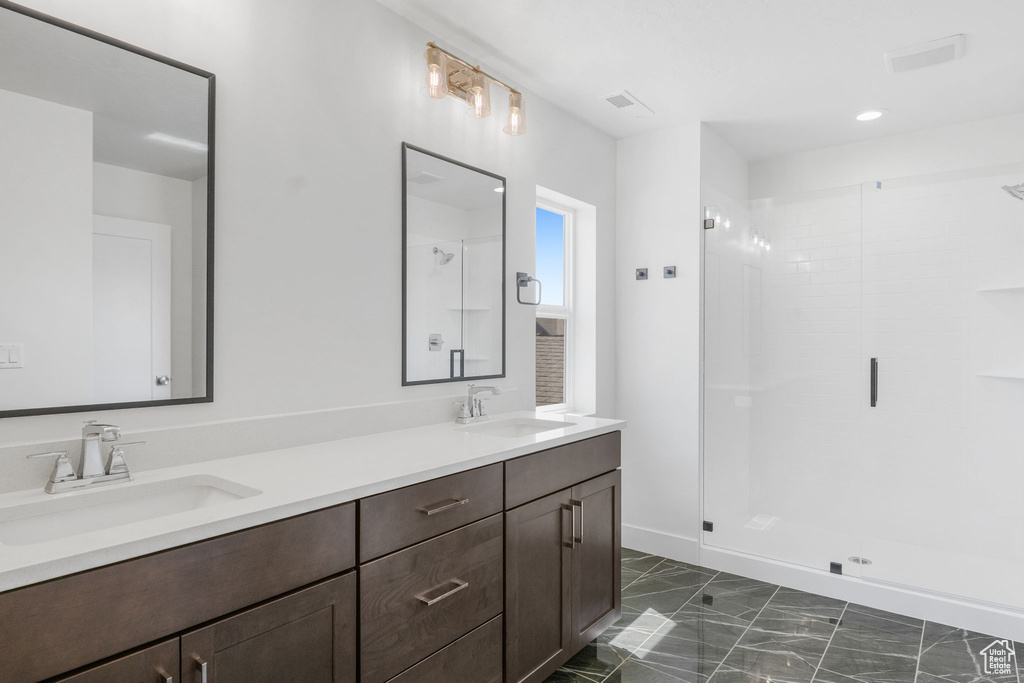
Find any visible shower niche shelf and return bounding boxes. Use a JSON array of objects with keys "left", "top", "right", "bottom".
[
  {"left": 976, "top": 368, "right": 1024, "bottom": 380},
  {"left": 976, "top": 283, "right": 1024, "bottom": 292}
]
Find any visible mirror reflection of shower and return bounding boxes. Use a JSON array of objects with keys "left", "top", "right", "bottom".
[
  {"left": 433, "top": 246, "right": 455, "bottom": 265},
  {"left": 1002, "top": 182, "right": 1024, "bottom": 201}
]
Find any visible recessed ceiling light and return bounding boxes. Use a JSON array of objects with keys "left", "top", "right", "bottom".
[
  {"left": 855, "top": 109, "right": 887, "bottom": 122},
  {"left": 146, "top": 132, "right": 208, "bottom": 152},
  {"left": 494, "top": 187, "right": 505, "bottom": 193}
]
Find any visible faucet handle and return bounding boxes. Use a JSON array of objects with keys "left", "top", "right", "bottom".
[
  {"left": 26, "top": 450, "right": 77, "bottom": 484},
  {"left": 106, "top": 441, "right": 145, "bottom": 476},
  {"left": 452, "top": 401, "right": 471, "bottom": 420}
]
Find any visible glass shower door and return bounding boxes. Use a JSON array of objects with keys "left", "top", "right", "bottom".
[
  {"left": 856, "top": 166, "right": 1024, "bottom": 609},
  {"left": 702, "top": 185, "right": 866, "bottom": 576}
]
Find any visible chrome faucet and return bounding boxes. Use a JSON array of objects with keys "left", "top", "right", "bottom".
[
  {"left": 80, "top": 421, "right": 121, "bottom": 479},
  {"left": 26, "top": 421, "right": 145, "bottom": 494},
  {"left": 455, "top": 384, "right": 502, "bottom": 424}
]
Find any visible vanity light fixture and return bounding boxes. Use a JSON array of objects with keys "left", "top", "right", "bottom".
[{"left": 423, "top": 42, "right": 526, "bottom": 135}]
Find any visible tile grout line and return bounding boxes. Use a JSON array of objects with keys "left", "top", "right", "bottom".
[
  {"left": 598, "top": 564, "right": 722, "bottom": 682},
  {"left": 810, "top": 601, "right": 850, "bottom": 683},
  {"left": 704, "top": 584, "right": 782, "bottom": 681},
  {"left": 913, "top": 620, "right": 927, "bottom": 683}
]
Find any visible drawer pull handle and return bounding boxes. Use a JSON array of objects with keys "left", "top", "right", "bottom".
[
  {"left": 194, "top": 656, "right": 208, "bottom": 683},
  {"left": 156, "top": 668, "right": 173, "bottom": 683},
  {"left": 416, "top": 578, "right": 469, "bottom": 606},
  {"left": 418, "top": 498, "right": 469, "bottom": 515}
]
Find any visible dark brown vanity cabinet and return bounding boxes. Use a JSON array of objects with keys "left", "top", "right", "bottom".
[
  {"left": 181, "top": 572, "right": 357, "bottom": 683},
  {"left": 1, "top": 431, "right": 622, "bottom": 683},
  {"left": 504, "top": 434, "right": 622, "bottom": 683}
]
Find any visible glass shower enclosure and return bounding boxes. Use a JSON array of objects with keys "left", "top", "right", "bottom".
[{"left": 703, "top": 162, "right": 1024, "bottom": 610}]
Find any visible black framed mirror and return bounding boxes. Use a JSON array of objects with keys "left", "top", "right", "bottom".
[
  {"left": 0, "top": 2, "right": 215, "bottom": 418},
  {"left": 402, "top": 143, "right": 505, "bottom": 385}
]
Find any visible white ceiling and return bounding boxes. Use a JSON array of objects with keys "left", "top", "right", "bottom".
[
  {"left": 377, "top": 0, "right": 1024, "bottom": 160},
  {"left": 0, "top": 7, "right": 209, "bottom": 181},
  {"left": 407, "top": 148, "right": 505, "bottom": 211}
]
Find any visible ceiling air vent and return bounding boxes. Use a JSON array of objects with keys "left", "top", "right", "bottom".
[
  {"left": 601, "top": 90, "right": 654, "bottom": 119},
  {"left": 884, "top": 34, "right": 965, "bottom": 74}
]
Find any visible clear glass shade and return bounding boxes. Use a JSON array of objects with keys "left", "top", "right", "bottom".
[
  {"left": 469, "top": 71, "right": 491, "bottom": 118},
  {"left": 503, "top": 92, "right": 526, "bottom": 135},
  {"left": 424, "top": 47, "right": 448, "bottom": 99}
]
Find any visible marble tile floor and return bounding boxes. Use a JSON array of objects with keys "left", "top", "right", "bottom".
[{"left": 545, "top": 548, "right": 1023, "bottom": 683}]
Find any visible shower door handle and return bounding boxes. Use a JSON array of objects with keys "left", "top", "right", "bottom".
[{"left": 870, "top": 358, "right": 878, "bottom": 407}]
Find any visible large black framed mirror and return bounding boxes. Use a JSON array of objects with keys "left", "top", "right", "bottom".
[
  {"left": 402, "top": 143, "right": 505, "bottom": 385},
  {"left": 0, "top": 2, "right": 215, "bottom": 418}
]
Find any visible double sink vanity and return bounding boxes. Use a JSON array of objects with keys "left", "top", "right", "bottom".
[
  {"left": 0, "top": 412, "right": 624, "bottom": 683},
  {"left": 0, "top": 6, "right": 623, "bottom": 683}
]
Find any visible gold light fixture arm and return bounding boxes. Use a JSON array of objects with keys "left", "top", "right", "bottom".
[{"left": 426, "top": 42, "right": 521, "bottom": 96}]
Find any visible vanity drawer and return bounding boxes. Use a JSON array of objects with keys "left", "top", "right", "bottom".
[
  {"left": 53, "top": 638, "right": 180, "bottom": 683},
  {"left": 360, "top": 463, "right": 503, "bottom": 562},
  {"left": 360, "top": 514, "right": 503, "bottom": 683},
  {"left": 505, "top": 431, "right": 621, "bottom": 509},
  {"left": 387, "top": 615, "right": 502, "bottom": 683},
  {"left": 0, "top": 503, "right": 355, "bottom": 683}
]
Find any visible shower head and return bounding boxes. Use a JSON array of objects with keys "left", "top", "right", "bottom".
[
  {"left": 433, "top": 247, "right": 455, "bottom": 265},
  {"left": 1002, "top": 183, "right": 1024, "bottom": 201}
]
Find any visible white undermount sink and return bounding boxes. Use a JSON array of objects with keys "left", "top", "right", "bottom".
[
  {"left": 0, "top": 475, "right": 261, "bottom": 547},
  {"left": 461, "top": 417, "right": 577, "bottom": 438}
]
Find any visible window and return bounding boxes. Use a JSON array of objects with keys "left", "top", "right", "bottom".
[{"left": 535, "top": 204, "right": 572, "bottom": 409}]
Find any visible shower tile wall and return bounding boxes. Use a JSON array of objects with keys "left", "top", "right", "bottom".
[{"left": 703, "top": 167, "right": 1024, "bottom": 609}]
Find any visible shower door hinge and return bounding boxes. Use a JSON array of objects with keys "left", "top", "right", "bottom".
[
  {"left": 702, "top": 520, "right": 714, "bottom": 532},
  {"left": 829, "top": 562, "right": 843, "bottom": 575},
  {"left": 704, "top": 218, "right": 715, "bottom": 230}
]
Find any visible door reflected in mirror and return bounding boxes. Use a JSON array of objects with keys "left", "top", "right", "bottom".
[
  {"left": 0, "top": 5, "right": 214, "bottom": 417},
  {"left": 403, "top": 144, "right": 505, "bottom": 385}
]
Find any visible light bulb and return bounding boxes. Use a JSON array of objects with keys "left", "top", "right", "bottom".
[
  {"left": 503, "top": 92, "right": 526, "bottom": 135},
  {"left": 469, "top": 70, "right": 491, "bottom": 118},
  {"left": 424, "top": 47, "right": 448, "bottom": 99},
  {"left": 765, "top": 239, "right": 772, "bottom": 251},
  {"left": 724, "top": 219, "right": 731, "bottom": 231}
]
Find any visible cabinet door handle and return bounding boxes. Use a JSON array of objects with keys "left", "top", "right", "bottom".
[
  {"left": 156, "top": 668, "right": 173, "bottom": 683},
  {"left": 417, "top": 498, "right": 469, "bottom": 515},
  {"left": 572, "top": 499, "right": 584, "bottom": 545},
  {"left": 193, "top": 656, "right": 207, "bottom": 683},
  {"left": 562, "top": 503, "right": 575, "bottom": 548},
  {"left": 415, "top": 578, "right": 469, "bottom": 605}
]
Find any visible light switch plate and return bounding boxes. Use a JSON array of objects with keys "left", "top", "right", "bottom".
[
  {"left": 0, "top": 344, "right": 23, "bottom": 369},
  {"left": 636, "top": 268, "right": 648, "bottom": 281}
]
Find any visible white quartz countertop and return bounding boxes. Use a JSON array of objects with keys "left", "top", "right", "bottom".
[{"left": 0, "top": 411, "right": 624, "bottom": 592}]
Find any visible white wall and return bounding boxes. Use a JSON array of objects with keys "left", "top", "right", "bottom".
[
  {"left": 93, "top": 162, "right": 196, "bottom": 397},
  {"left": 1, "top": 0, "right": 617, "bottom": 457},
  {"left": 751, "top": 112, "right": 1024, "bottom": 198},
  {"left": 0, "top": 89, "right": 93, "bottom": 411},
  {"left": 615, "top": 122, "right": 702, "bottom": 561}
]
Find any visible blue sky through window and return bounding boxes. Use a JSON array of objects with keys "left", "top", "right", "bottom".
[{"left": 536, "top": 207, "right": 564, "bottom": 306}]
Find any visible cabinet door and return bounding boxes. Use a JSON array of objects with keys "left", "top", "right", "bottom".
[
  {"left": 571, "top": 470, "right": 622, "bottom": 650},
  {"left": 505, "top": 488, "right": 574, "bottom": 683},
  {"left": 55, "top": 638, "right": 179, "bottom": 683},
  {"left": 180, "top": 572, "right": 356, "bottom": 683}
]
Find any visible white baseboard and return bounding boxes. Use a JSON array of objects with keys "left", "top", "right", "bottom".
[
  {"left": 700, "top": 544, "right": 1024, "bottom": 642},
  {"left": 622, "top": 524, "right": 700, "bottom": 565}
]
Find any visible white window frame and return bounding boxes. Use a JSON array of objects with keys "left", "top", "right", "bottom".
[{"left": 535, "top": 201, "right": 574, "bottom": 413}]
